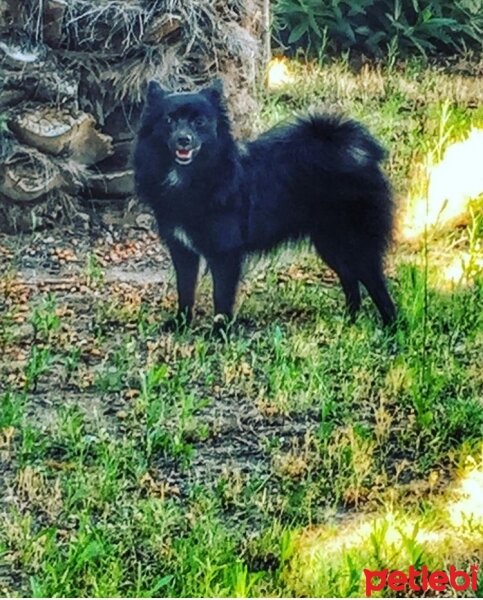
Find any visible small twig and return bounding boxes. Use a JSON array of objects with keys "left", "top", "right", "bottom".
[
  {"left": 22, "top": 277, "right": 79, "bottom": 287},
  {"left": 233, "top": 435, "right": 259, "bottom": 450}
]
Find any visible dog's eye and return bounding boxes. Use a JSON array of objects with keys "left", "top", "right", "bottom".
[
  {"left": 194, "top": 116, "right": 207, "bottom": 127},
  {"left": 165, "top": 115, "right": 173, "bottom": 125}
]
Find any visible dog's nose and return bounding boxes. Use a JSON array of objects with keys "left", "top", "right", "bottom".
[{"left": 177, "top": 134, "right": 192, "bottom": 148}]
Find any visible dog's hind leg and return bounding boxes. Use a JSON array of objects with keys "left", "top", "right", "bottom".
[
  {"left": 312, "top": 233, "right": 395, "bottom": 326},
  {"left": 359, "top": 263, "right": 396, "bottom": 326},
  {"left": 339, "top": 273, "right": 361, "bottom": 321},
  {"left": 312, "top": 236, "right": 361, "bottom": 320}
]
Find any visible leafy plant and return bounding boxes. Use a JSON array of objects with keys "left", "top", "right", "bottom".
[{"left": 272, "top": 0, "right": 483, "bottom": 59}]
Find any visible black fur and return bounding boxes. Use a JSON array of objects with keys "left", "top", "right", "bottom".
[{"left": 134, "top": 80, "right": 396, "bottom": 329}]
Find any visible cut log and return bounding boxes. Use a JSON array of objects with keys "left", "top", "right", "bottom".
[
  {"left": 42, "top": 0, "right": 67, "bottom": 48},
  {"left": 26, "top": 68, "right": 78, "bottom": 103},
  {"left": 0, "top": 86, "right": 25, "bottom": 109},
  {"left": 0, "top": 76, "right": 76, "bottom": 107},
  {"left": 0, "top": 131, "right": 14, "bottom": 161},
  {"left": 96, "top": 140, "right": 132, "bottom": 170},
  {"left": 0, "top": 149, "right": 62, "bottom": 203},
  {"left": 1, "top": 64, "right": 78, "bottom": 104},
  {"left": 103, "top": 103, "right": 143, "bottom": 142},
  {"left": 85, "top": 169, "right": 134, "bottom": 198},
  {"left": 10, "top": 108, "right": 113, "bottom": 166}
]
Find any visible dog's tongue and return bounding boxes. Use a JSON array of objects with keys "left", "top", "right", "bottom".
[{"left": 177, "top": 149, "right": 192, "bottom": 158}]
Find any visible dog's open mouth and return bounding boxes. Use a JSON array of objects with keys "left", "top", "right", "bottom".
[{"left": 175, "top": 148, "right": 195, "bottom": 165}]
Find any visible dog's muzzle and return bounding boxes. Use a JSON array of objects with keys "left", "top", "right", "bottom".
[{"left": 175, "top": 147, "right": 199, "bottom": 165}]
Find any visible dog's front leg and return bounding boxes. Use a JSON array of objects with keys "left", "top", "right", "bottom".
[
  {"left": 164, "top": 238, "right": 200, "bottom": 329},
  {"left": 208, "top": 253, "right": 242, "bottom": 328}
]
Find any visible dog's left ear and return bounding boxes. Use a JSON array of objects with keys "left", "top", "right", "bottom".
[
  {"left": 146, "top": 80, "right": 167, "bottom": 105},
  {"left": 202, "top": 78, "right": 225, "bottom": 104}
]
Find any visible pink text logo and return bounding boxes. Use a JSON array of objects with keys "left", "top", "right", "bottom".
[{"left": 364, "top": 564, "right": 478, "bottom": 596}]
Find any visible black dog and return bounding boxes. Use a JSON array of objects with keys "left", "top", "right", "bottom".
[{"left": 134, "top": 79, "right": 396, "bottom": 330}]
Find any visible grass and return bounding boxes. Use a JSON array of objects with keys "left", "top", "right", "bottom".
[{"left": 1, "top": 58, "right": 483, "bottom": 597}]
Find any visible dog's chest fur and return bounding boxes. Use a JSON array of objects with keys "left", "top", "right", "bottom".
[
  {"left": 163, "top": 169, "right": 182, "bottom": 188},
  {"left": 161, "top": 169, "right": 198, "bottom": 251},
  {"left": 172, "top": 225, "right": 197, "bottom": 252}
]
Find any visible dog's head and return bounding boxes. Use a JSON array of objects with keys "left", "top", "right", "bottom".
[{"left": 141, "top": 79, "right": 227, "bottom": 166}]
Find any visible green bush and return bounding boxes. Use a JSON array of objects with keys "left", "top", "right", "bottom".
[{"left": 272, "top": 0, "right": 483, "bottom": 59}]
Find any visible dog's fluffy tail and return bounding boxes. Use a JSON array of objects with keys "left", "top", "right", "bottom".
[
  {"left": 292, "top": 113, "right": 394, "bottom": 245},
  {"left": 299, "top": 113, "right": 387, "bottom": 171}
]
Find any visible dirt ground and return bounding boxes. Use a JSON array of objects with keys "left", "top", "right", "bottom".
[{"left": 0, "top": 204, "right": 326, "bottom": 499}]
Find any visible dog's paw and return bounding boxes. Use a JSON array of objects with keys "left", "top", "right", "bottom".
[
  {"left": 160, "top": 314, "right": 190, "bottom": 333},
  {"left": 210, "top": 313, "right": 233, "bottom": 340}
]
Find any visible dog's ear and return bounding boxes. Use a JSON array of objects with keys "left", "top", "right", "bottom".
[
  {"left": 211, "top": 77, "right": 224, "bottom": 96},
  {"left": 146, "top": 80, "right": 167, "bottom": 105},
  {"left": 202, "top": 78, "right": 225, "bottom": 104}
]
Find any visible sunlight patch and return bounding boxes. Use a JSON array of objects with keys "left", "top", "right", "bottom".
[
  {"left": 437, "top": 251, "right": 483, "bottom": 290},
  {"left": 448, "top": 459, "right": 483, "bottom": 528},
  {"left": 402, "top": 128, "right": 483, "bottom": 239},
  {"left": 284, "top": 454, "right": 483, "bottom": 597},
  {"left": 266, "top": 58, "right": 294, "bottom": 89}
]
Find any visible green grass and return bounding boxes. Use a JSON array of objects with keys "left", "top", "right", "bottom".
[{"left": 0, "top": 59, "right": 482, "bottom": 597}]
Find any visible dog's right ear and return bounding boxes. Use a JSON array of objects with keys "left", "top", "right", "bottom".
[
  {"left": 146, "top": 80, "right": 167, "bottom": 104},
  {"left": 202, "top": 78, "right": 225, "bottom": 104}
]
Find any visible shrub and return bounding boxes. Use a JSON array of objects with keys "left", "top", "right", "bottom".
[{"left": 272, "top": 0, "right": 483, "bottom": 59}]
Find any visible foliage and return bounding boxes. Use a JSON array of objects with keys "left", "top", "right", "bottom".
[{"left": 272, "top": 0, "right": 483, "bottom": 59}]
